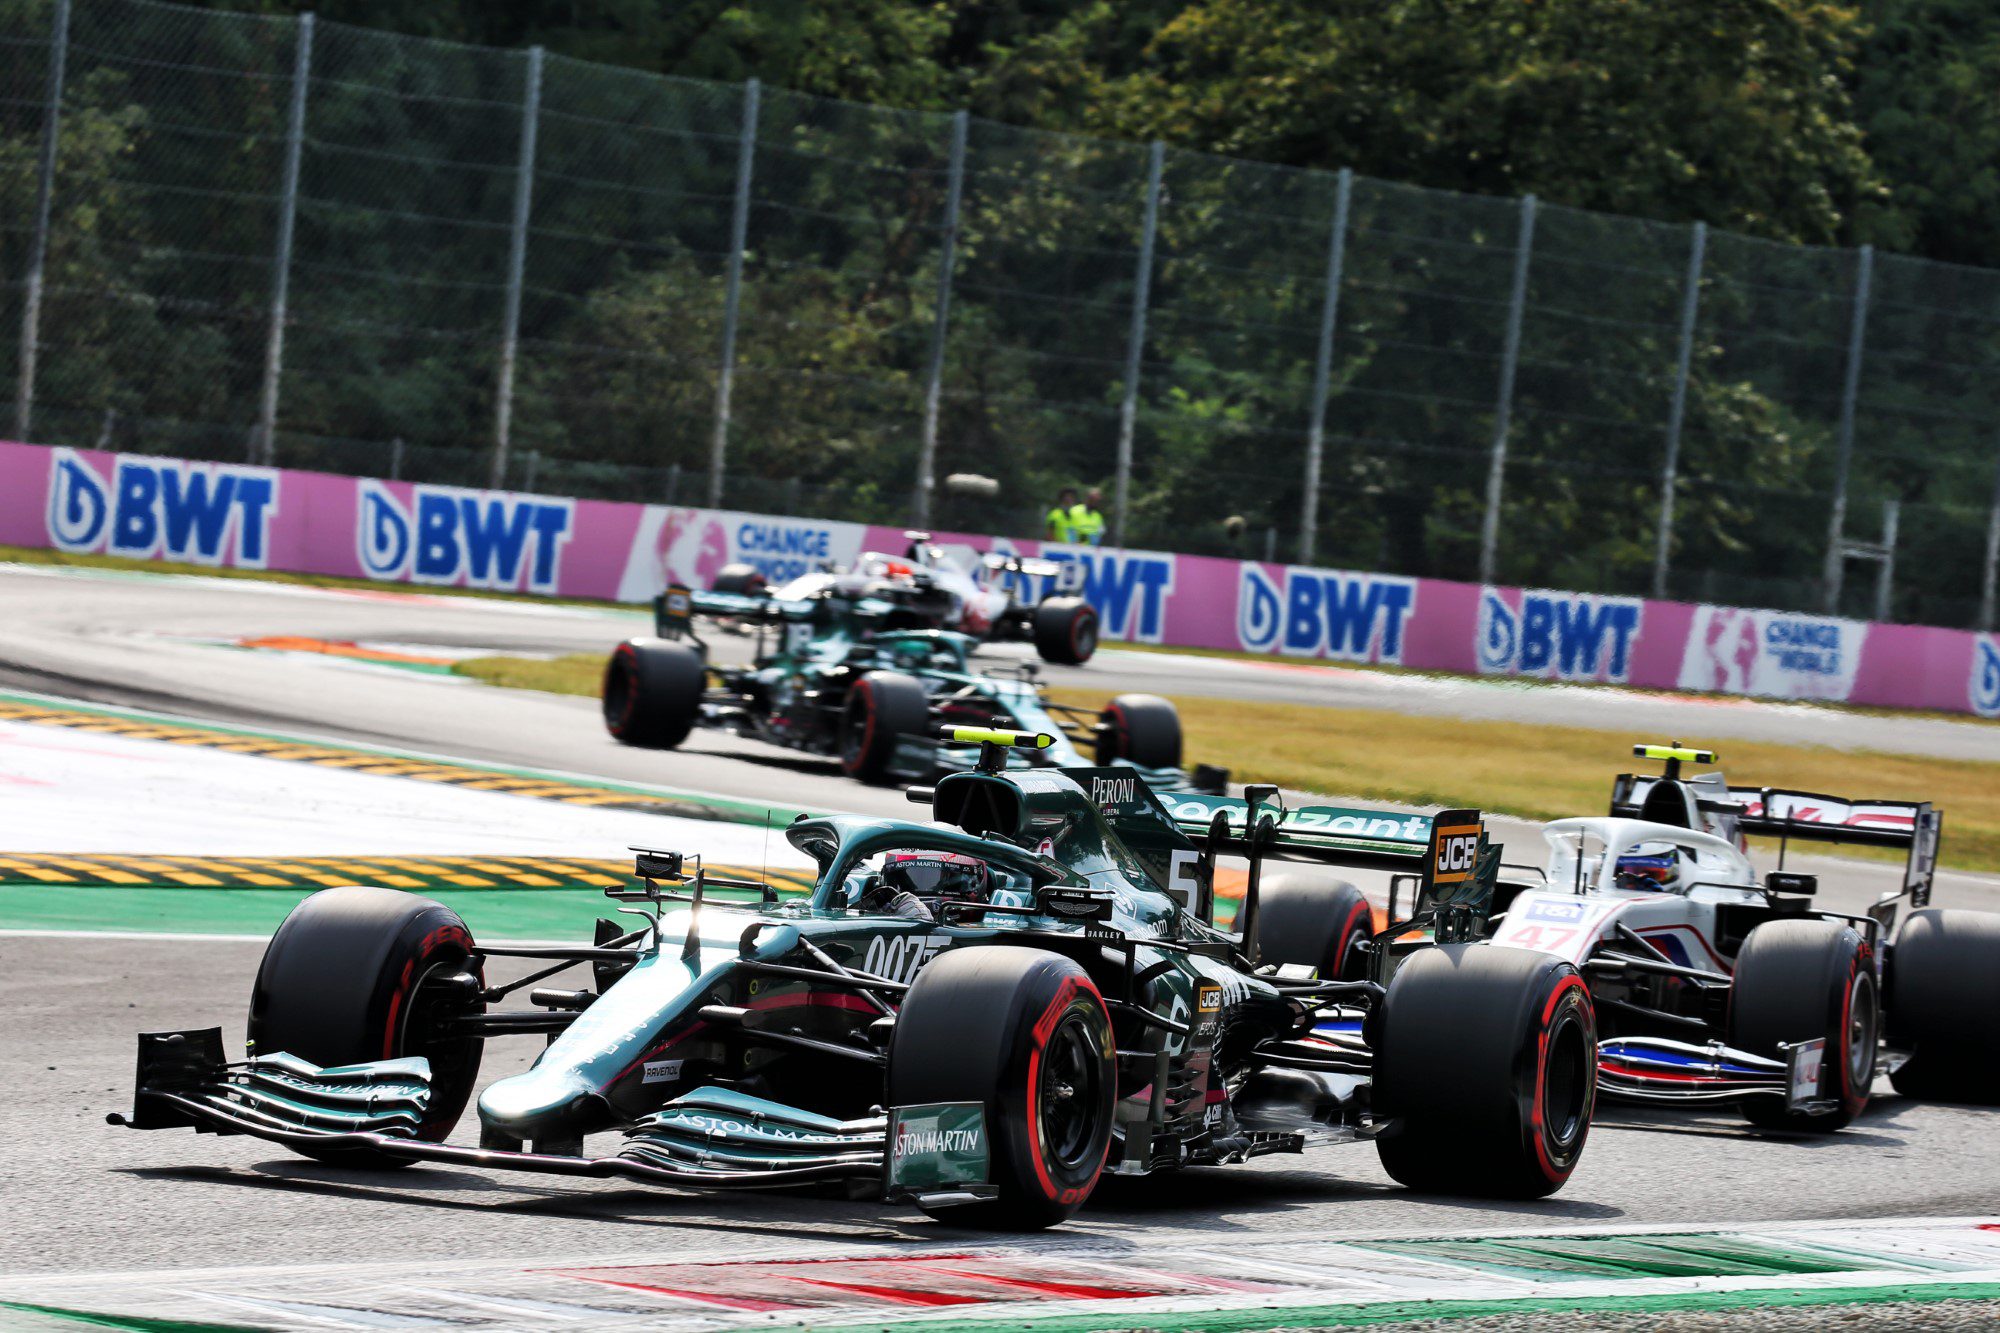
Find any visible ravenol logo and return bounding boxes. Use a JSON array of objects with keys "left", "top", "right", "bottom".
[
  {"left": 1478, "top": 588, "right": 1642, "bottom": 683},
  {"left": 47, "top": 448, "right": 277, "bottom": 567},
  {"left": 1973, "top": 637, "right": 2000, "bottom": 719},
  {"left": 1237, "top": 564, "right": 1416, "bottom": 661},
  {"left": 357, "top": 480, "right": 573, "bottom": 593}
]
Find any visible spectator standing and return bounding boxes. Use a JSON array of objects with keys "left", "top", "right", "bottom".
[
  {"left": 1069, "top": 488, "right": 1107, "bottom": 546},
  {"left": 1045, "top": 487, "right": 1078, "bottom": 543}
]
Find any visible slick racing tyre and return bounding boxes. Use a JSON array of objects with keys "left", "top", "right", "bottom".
[
  {"left": 602, "top": 638, "right": 705, "bottom": 749},
  {"left": 1032, "top": 596, "right": 1098, "bottom": 665},
  {"left": 1373, "top": 944, "right": 1595, "bottom": 1198},
  {"left": 1093, "top": 694, "right": 1183, "bottom": 770},
  {"left": 249, "top": 886, "right": 485, "bottom": 1167},
  {"left": 1729, "top": 919, "right": 1877, "bottom": 1132},
  {"left": 1256, "top": 875, "right": 1372, "bottom": 981},
  {"left": 709, "top": 562, "right": 766, "bottom": 596},
  {"left": 1885, "top": 908, "right": 2000, "bottom": 1104},
  {"left": 839, "top": 670, "right": 930, "bottom": 784},
  {"left": 888, "top": 947, "right": 1115, "bottom": 1230}
]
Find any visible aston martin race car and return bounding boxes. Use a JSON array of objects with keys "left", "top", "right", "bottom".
[
  {"left": 603, "top": 575, "right": 1217, "bottom": 792},
  {"left": 705, "top": 530, "right": 1099, "bottom": 665},
  {"left": 113, "top": 730, "right": 1599, "bottom": 1227},
  {"left": 1481, "top": 742, "right": 2000, "bottom": 1130}
]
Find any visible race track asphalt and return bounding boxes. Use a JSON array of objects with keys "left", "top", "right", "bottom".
[
  {"left": 9, "top": 932, "right": 2000, "bottom": 1278},
  {"left": 2, "top": 562, "right": 1999, "bottom": 1304}
]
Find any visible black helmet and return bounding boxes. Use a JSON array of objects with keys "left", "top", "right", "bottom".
[{"left": 882, "top": 851, "right": 991, "bottom": 903}]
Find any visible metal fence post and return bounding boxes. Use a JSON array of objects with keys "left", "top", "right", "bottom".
[
  {"left": 489, "top": 46, "right": 543, "bottom": 490},
  {"left": 1651, "top": 220, "right": 1706, "bottom": 599},
  {"left": 1980, "top": 445, "right": 2000, "bottom": 631},
  {"left": 1299, "top": 167, "right": 1352, "bottom": 566},
  {"left": 710, "top": 78, "right": 759, "bottom": 510},
  {"left": 1823, "top": 243, "right": 1873, "bottom": 611},
  {"left": 1113, "top": 140, "right": 1165, "bottom": 549},
  {"left": 14, "top": 0, "right": 70, "bottom": 442},
  {"left": 1478, "top": 193, "right": 1536, "bottom": 586},
  {"left": 253, "top": 12, "right": 313, "bottom": 467},
  {"left": 1874, "top": 500, "right": 1899, "bottom": 623},
  {"left": 912, "top": 110, "right": 967, "bottom": 529}
]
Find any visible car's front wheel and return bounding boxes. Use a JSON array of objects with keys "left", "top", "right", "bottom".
[
  {"left": 1728, "top": 918, "right": 1876, "bottom": 1132},
  {"left": 1372, "top": 944, "right": 1596, "bottom": 1198},
  {"left": 887, "top": 947, "right": 1115, "bottom": 1229},
  {"left": 249, "top": 886, "right": 485, "bottom": 1166}
]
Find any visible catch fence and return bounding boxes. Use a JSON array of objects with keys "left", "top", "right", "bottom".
[{"left": 1, "top": 0, "right": 1997, "bottom": 628}]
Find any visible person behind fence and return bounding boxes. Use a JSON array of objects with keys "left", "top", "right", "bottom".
[
  {"left": 1069, "top": 488, "right": 1106, "bottom": 546},
  {"left": 1045, "top": 487, "right": 1079, "bottom": 543}
]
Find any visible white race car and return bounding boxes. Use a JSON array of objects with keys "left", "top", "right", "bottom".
[
  {"left": 1479, "top": 743, "right": 1997, "bottom": 1131},
  {"left": 703, "top": 533, "right": 1099, "bottom": 665}
]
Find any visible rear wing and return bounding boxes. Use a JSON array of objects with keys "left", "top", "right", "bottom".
[
  {"left": 1160, "top": 791, "right": 1435, "bottom": 871},
  {"left": 1611, "top": 773, "right": 1941, "bottom": 905},
  {"left": 1159, "top": 789, "right": 1498, "bottom": 946}
]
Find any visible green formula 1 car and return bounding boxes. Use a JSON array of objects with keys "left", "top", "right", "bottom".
[
  {"left": 114, "top": 730, "right": 1598, "bottom": 1228},
  {"left": 604, "top": 578, "right": 1220, "bottom": 793}
]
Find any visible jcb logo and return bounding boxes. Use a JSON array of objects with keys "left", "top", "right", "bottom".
[{"left": 1429, "top": 809, "right": 1481, "bottom": 886}]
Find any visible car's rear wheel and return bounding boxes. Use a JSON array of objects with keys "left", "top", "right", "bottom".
[
  {"left": 1372, "top": 944, "right": 1595, "bottom": 1198},
  {"left": 1729, "top": 918, "right": 1875, "bottom": 1132},
  {"left": 839, "top": 670, "right": 930, "bottom": 784},
  {"left": 709, "top": 563, "right": 766, "bottom": 596},
  {"left": 888, "top": 947, "right": 1115, "bottom": 1229},
  {"left": 602, "top": 638, "right": 705, "bottom": 748},
  {"left": 1256, "top": 874, "right": 1372, "bottom": 981},
  {"left": 249, "top": 886, "right": 485, "bottom": 1167},
  {"left": 1032, "top": 597, "right": 1098, "bottom": 665},
  {"left": 1885, "top": 908, "right": 2000, "bottom": 1104},
  {"left": 1093, "top": 693, "right": 1182, "bottom": 770}
]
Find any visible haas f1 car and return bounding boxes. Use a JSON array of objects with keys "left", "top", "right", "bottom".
[
  {"left": 703, "top": 532, "right": 1100, "bottom": 665},
  {"left": 604, "top": 575, "right": 1220, "bottom": 793},
  {"left": 1484, "top": 742, "right": 1999, "bottom": 1130},
  {"left": 114, "top": 731, "right": 1599, "bottom": 1228}
]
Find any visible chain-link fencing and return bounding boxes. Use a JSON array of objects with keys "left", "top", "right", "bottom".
[{"left": 2, "top": 0, "right": 1997, "bottom": 628}]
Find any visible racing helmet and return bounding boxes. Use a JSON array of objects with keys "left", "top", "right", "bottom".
[
  {"left": 882, "top": 851, "right": 992, "bottom": 905},
  {"left": 1613, "top": 841, "right": 1685, "bottom": 894}
]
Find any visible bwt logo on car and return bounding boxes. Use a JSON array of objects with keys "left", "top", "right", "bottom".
[
  {"left": 1236, "top": 564, "right": 1417, "bottom": 661},
  {"left": 1477, "top": 588, "right": 1643, "bottom": 683},
  {"left": 46, "top": 448, "right": 278, "bottom": 567},
  {"left": 356, "top": 480, "right": 574, "bottom": 593}
]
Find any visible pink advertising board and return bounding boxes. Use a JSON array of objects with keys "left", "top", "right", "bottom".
[{"left": 6, "top": 439, "right": 1997, "bottom": 718}]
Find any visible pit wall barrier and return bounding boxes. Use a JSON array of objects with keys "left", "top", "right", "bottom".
[{"left": 5, "top": 440, "right": 1996, "bottom": 718}]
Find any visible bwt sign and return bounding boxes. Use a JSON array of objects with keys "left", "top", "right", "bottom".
[
  {"left": 998, "top": 547, "right": 1175, "bottom": 643},
  {"left": 1974, "top": 637, "right": 2000, "bottom": 719},
  {"left": 46, "top": 449, "right": 277, "bottom": 567},
  {"left": 357, "top": 481, "right": 573, "bottom": 593},
  {"left": 1478, "top": 588, "right": 1643, "bottom": 683},
  {"left": 1236, "top": 565, "right": 1417, "bottom": 662}
]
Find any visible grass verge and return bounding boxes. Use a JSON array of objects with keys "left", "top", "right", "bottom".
[{"left": 457, "top": 652, "right": 2000, "bottom": 874}]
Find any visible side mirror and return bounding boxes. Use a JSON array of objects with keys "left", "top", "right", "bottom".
[{"left": 1766, "top": 871, "right": 1818, "bottom": 897}]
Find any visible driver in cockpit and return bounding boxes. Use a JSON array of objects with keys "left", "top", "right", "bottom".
[{"left": 852, "top": 851, "right": 994, "bottom": 924}]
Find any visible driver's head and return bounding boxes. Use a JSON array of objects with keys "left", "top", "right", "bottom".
[
  {"left": 1614, "top": 842, "right": 1682, "bottom": 893},
  {"left": 882, "top": 851, "right": 992, "bottom": 905}
]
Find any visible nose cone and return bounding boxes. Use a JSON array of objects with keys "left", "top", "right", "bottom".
[{"left": 477, "top": 1066, "right": 598, "bottom": 1141}]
